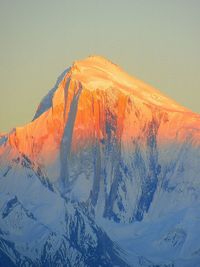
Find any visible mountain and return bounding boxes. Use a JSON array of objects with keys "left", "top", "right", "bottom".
[{"left": 0, "top": 55, "right": 200, "bottom": 267}]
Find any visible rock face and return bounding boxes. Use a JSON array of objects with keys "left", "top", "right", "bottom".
[{"left": 0, "top": 56, "right": 200, "bottom": 266}]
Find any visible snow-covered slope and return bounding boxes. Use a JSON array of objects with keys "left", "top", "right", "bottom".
[
  {"left": 0, "top": 152, "right": 128, "bottom": 266},
  {"left": 0, "top": 55, "right": 200, "bottom": 266}
]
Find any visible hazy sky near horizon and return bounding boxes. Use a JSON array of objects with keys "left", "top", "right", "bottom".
[{"left": 0, "top": 0, "right": 200, "bottom": 132}]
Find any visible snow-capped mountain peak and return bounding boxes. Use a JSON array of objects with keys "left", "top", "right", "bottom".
[{"left": 0, "top": 56, "right": 200, "bottom": 266}]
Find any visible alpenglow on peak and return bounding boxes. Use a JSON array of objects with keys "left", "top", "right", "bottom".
[{"left": 0, "top": 55, "right": 200, "bottom": 266}]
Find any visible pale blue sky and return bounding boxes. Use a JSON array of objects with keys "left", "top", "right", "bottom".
[{"left": 0, "top": 0, "right": 200, "bottom": 131}]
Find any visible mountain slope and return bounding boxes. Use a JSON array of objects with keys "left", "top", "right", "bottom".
[
  {"left": 0, "top": 151, "right": 128, "bottom": 266},
  {"left": 0, "top": 55, "right": 200, "bottom": 266}
]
